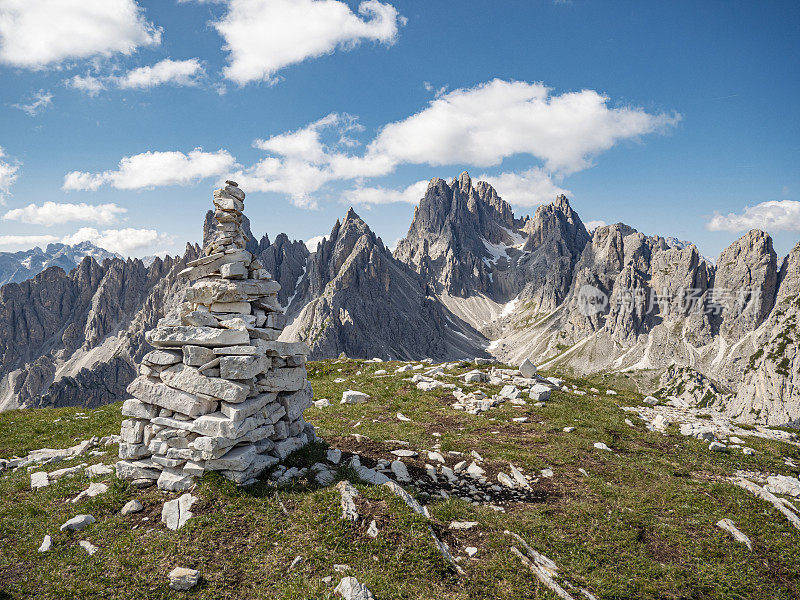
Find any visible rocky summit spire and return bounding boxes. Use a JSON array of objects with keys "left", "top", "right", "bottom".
[{"left": 115, "top": 181, "right": 314, "bottom": 491}]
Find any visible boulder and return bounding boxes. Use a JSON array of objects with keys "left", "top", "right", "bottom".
[
  {"left": 519, "top": 359, "right": 537, "bottom": 378},
  {"left": 60, "top": 514, "right": 95, "bottom": 531},
  {"left": 169, "top": 567, "right": 200, "bottom": 591},
  {"left": 341, "top": 390, "right": 369, "bottom": 404},
  {"left": 162, "top": 493, "right": 197, "bottom": 530}
]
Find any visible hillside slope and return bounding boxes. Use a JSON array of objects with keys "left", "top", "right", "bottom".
[{"left": 1, "top": 358, "right": 799, "bottom": 598}]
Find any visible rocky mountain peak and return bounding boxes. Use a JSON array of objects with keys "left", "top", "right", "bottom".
[
  {"left": 523, "top": 194, "right": 590, "bottom": 258},
  {"left": 714, "top": 228, "right": 778, "bottom": 340}
]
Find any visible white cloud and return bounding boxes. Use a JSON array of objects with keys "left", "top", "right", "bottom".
[
  {"left": 12, "top": 90, "right": 53, "bottom": 116},
  {"left": 0, "top": 0, "right": 161, "bottom": 69},
  {"left": 212, "top": 0, "right": 404, "bottom": 85},
  {"left": 233, "top": 79, "right": 678, "bottom": 208},
  {"left": 367, "top": 79, "right": 680, "bottom": 175},
  {"left": 63, "top": 148, "right": 237, "bottom": 191},
  {"left": 584, "top": 220, "right": 607, "bottom": 232},
  {"left": 65, "top": 79, "right": 678, "bottom": 210},
  {"left": 0, "top": 147, "right": 20, "bottom": 204},
  {"left": 116, "top": 58, "right": 205, "bottom": 89},
  {"left": 344, "top": 179, "right": 428, "bottom": 206},
  {"left": 304, "top": 235, "right": 325, "bottom": 252},
  {"left": 61, "top": 227, "right": 174, "bottom": 256},
  {"left": 0, "top": 234, "right": 59, "bottom": 248},
  {"left": 65, "top": 74, "right": 106, "bottom": 96},
  {"left": 233, "top": 113, "right": 378, "bottom": 208},
  {"left": 477, "top": 167, "right": 569, "bottom": 208},
  {"left": 706, "top": 200, "right": 800, "bottom": 232},
  {"left": 3, "top": 201, "right": 127, "bottom": 226}
]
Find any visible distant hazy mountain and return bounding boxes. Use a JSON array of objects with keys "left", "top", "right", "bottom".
[{"left": 0, "top": 241, "right": 122, "bottom": 286}]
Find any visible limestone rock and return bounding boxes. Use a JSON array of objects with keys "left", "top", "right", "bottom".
[
  {"left": 334, "top": 576, "right": 375, "bottom": 600},
  {"left": 60, "top": 514, "right": 95, "bottom": 531},
  {"left": 169, "top": 567, "right": 200, "bottom": 591},
  {"left": 162, "top": 493, "right": 197, "bottom": 530},
  {"left": 341, "top": 390, "right": 369, "bottom": 404},
  {"left": 121, "top": 499, "right": 143, "bottom": 515}
]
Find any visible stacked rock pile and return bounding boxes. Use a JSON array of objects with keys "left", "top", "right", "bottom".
[{"left": 115, "top": 181, "right": 314, "bottom": 491}]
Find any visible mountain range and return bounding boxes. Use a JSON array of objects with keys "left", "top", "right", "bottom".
[
  {"left": 0, "top": 241, "right": 121, "bottom": 286},
  {"left": 0, "top": 172, "right": 797, "bottom": 428}
]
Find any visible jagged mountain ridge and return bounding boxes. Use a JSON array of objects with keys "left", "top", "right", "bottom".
[
  {"left": 281, "top": 208, "right": 487, "bottom": 361},
  {"left": 0, "top": 241, "right": 121, "bottom": 286},
  {"left": 0, "top": 173, "right": 797, "bottom": 428},
  {"left": 390, "top": 173, "right": 796, "bottom": 426}
]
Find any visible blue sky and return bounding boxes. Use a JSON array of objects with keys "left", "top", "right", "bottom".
[{"left": 0, "top": 0, "right": 798, "bottom": 259}]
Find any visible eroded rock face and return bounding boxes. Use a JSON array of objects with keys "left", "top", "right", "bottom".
[
  {"left": 394, "top": 172, "right": 525, "bottom": 301},
  {"left": 281, "top": 207, "right": 488, "bottom": 361},
  {"left": 0, "top": 248, "right": 199, "bottom": 411},
  {"left": 727, "top": 241, "right": 800, "bottom": 426}
]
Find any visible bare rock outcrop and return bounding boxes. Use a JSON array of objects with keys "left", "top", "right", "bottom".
[{"left": 282, "top": 207, "right": 487, "bottom": 361}]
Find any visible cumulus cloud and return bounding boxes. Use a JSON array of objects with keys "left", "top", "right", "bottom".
[
  {"left": 584, "top": 220, "right": 607, "bottom": 232},
  {"left": 3, "top": 201, "right": 127, "bottom": 226},
  {"left": 65, "top": 79, "right": 678, "bottom": 209},
  {"left": 344, "top": 179, "right": 428, "bottom": 206},
  {"left": 233, "top": 113, "right": 377, "bottom": 207},
  {"left": 0, "top": 147, "right": 20, "bottom": 204},
  {"left": 0, "top": 0, "right": 161, "bottom": 69},
  {"left": 477, "top": 167, "right": 570, "bottom": 207},
  {"left": 0, "top": 234, "right": 59, "bottom": 248},
  {"left": 706, "top": 200, "right": 800, "bottom": 232},
  {"left": 304, "top": 235, "right": 325, "bottom": 252},
  {"left": 12, "top": 90, "right": 53, "bottom": 116},
  {"left": 211, "top": 0, "right": 404, "bottom": 85},
  {"left": 233, "top": 80, "right": 678, "bottom": 207},
  {"left": 63, "top": 148, "right": 236, "bottom": 191},
  {"left": 367, "top": 79, "right": 680, "bottom": 175},
  {"left": 61, "top": 227, "right": 174, "bottom": 256},
  {"left": 116, "top": 58, "right": 205, "bottom": 89},
  {"left": 65, "top": 74, "right": 106, "bottom": 96}
]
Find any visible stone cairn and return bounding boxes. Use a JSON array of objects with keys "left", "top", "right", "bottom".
[{"left": 115, "top": 181, "right": 314, "bottom": 491}]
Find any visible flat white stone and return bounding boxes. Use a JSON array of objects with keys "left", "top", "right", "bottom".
[
  {"left": 206, "top": 444, "right": 258, "bottom": 472},
  {"left": 162, "top": 493, "right": 197, "bottom": 530},
  {"left": 336, "top": 481, "right": 359, "bottom": 522},
  {"left": 30, "top": 471, "right": 49, "bottom": 489},
  {"left": 85, "top": 463, "right": 114, "bottom": 478},
  {"left": 38, "top": 535, "right": 52, "bottom": 552},
  {"left": 341, "top": 390, "right": 369, "bottom": 404},
  {"left": 449, "top": 521, "right": 478, "bottom": 530},
  {"left": 161, "top": 364, "right": 249, "bottom": 403},
  {"left": 157, "top": 470, "right": 194, "bottom": 492},
  {"left": 169, "top": 567, "right": 200, "bottom": 591},
  {"left": 518, "top": 359, "right": 537, "bottom": 378},
  {"left": 127, "top": 377, "right": 217, "bottom": 417},
  {"left": 60, "top": 514, "right": 95, "bottom": 531},
  {"left": 717, "top": 518, "right": 752, "bottom": 550},
  {"left": 334, "top": 576, "right": 375, "bottom": 600},
  {"left": 390, "top": 460, "right": 411, "bottom": 483},
  {"left": 71, "top": 482, "right": 108, "bottom": 503},
  {"left": 391, "top": 449, "right": 417, "bottom": 458},
  {"left": 121, "top": 499, "right": 143, "bottom": 515},
  {"left": 146, "top": 325, "right": 249, "bottom": 348},
  {"left": 220, "top": 392, "right": 275, "bottom": 422},
  {"left": 79, "top": 540, "right": 98, "bottom": 555}
]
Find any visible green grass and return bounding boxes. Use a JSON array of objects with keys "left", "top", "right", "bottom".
[{"left": 1, "top": 359, "right": 800, "bottom": 599}]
